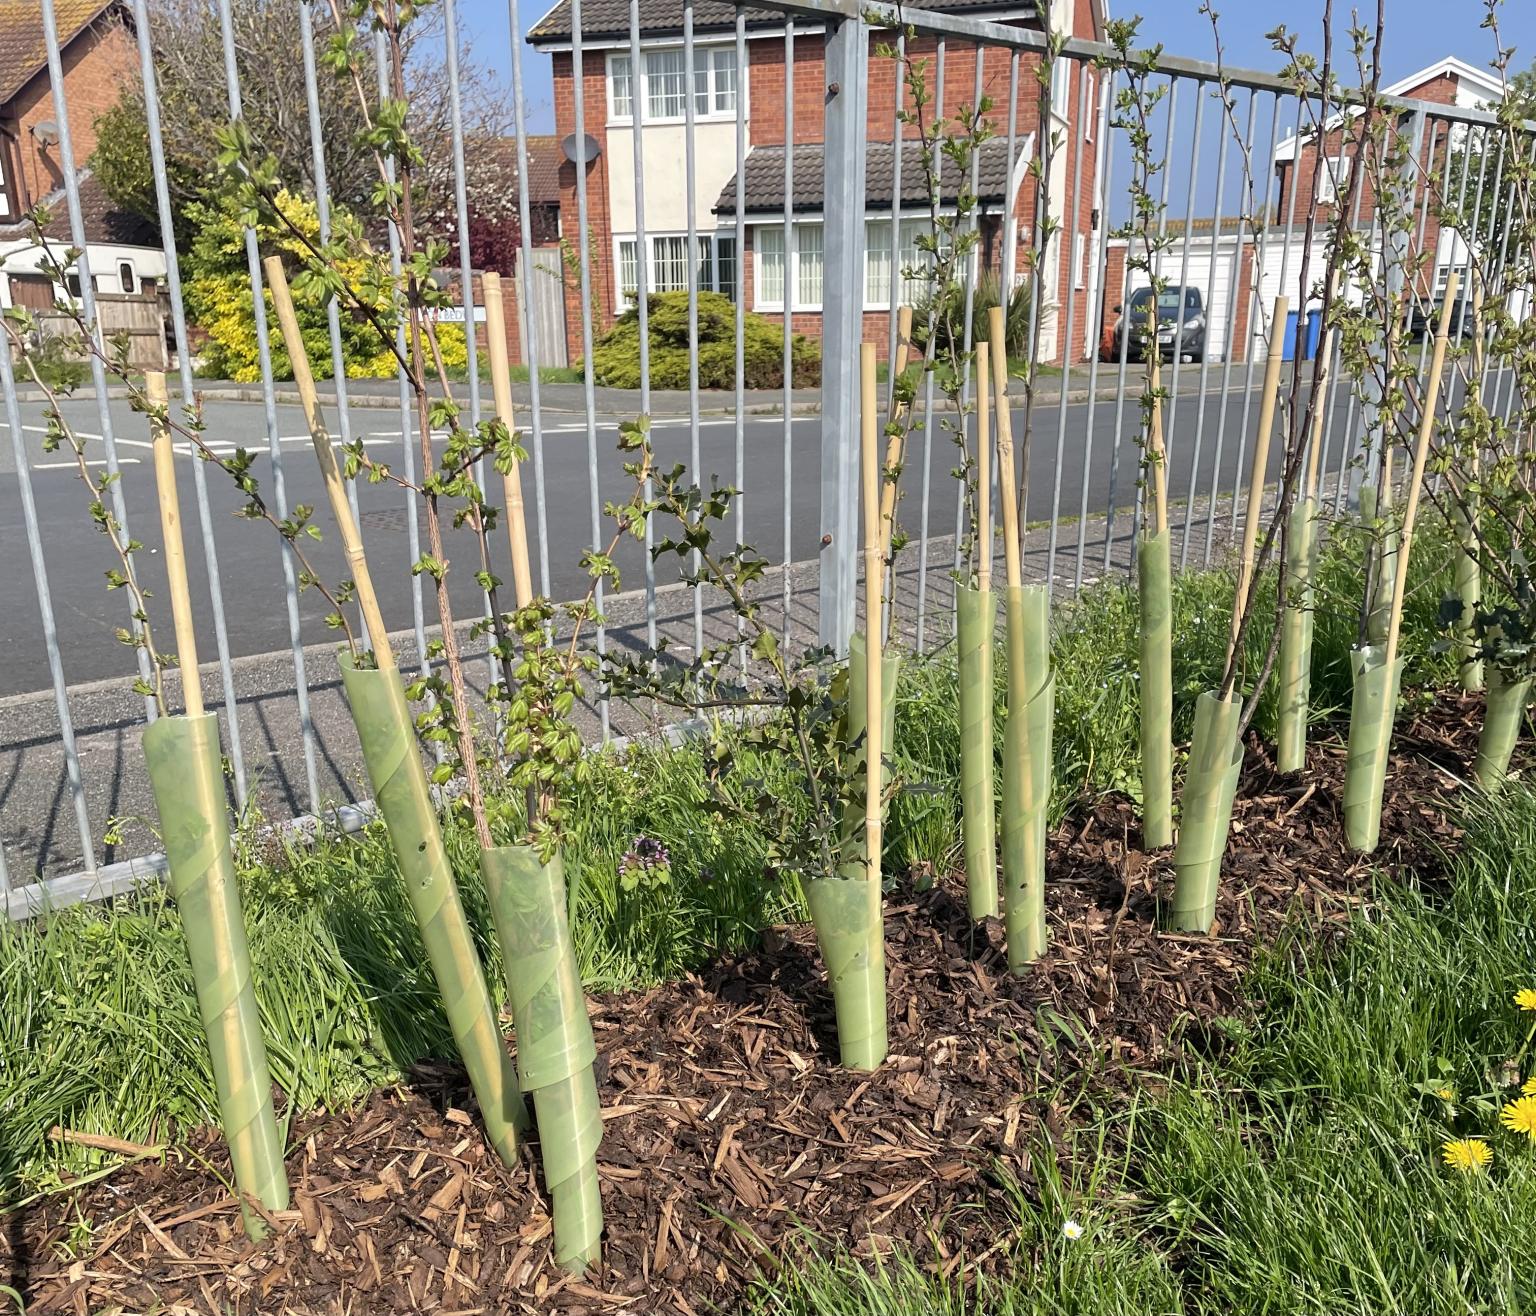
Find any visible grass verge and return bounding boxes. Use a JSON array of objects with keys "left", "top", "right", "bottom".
[{"left": 752, "top": 782, "right": 1536, "bottom": 1314}]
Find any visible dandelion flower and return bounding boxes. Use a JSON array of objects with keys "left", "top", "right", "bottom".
[
  {"left": 1441, "top": 1138, "right": 1493, "bottom": 1174},
  {"left": 1434, "top": 1086, "right": 1456, "bottom": 1102},
  {"left": 1062, "top": 1219, "right": 1084, "bottom": 1240},
  {"left": 1500, "top": 1095, "right": 1536, "bottom": 1142},
  {"left": 1524, "top": 1077, "right": 1536, "bottom": 1097},
  {"left": 1515, "top": 988, "right": 1536, "bottom": 1012}
]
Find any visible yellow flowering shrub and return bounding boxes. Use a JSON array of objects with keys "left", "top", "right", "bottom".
[{"left": 182, "top": 188, "right": 467, "bottom": 383}]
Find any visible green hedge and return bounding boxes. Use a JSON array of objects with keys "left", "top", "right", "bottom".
[{"left": 585, "top": 291, "right": 820, "bottom": 389}]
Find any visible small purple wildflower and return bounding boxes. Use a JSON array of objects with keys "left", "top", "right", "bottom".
[{"left": 618, "top": 835, "right": 672, "bottom": 891}]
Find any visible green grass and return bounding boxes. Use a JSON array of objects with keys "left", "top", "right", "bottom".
[
  {"left": 0, "top": 532, "right": 1463, "bottom": 1209},
  {"left": 754, "top": 784, "right": 1536, "bottom": 1314}
]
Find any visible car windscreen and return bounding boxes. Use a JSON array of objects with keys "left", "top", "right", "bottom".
[{"left": 1128, "top": 288, "right": 1189, "bottom": 317}]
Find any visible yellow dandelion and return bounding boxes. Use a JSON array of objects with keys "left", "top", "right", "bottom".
[
  {"left": 1524, "top": 1077, "right": 1536, "bottom": 1097},
  {"left": 1441, "top": 1138, "right": 1493, "bottom": 1173},
  {"left": 1500, "top": 1094, "right": 1536, "bottom": 1141},
  {"left": 1515, "top": 988, "right": 1536, "bottom": 1012},
  {"left": 1435, "top": 1086, "right": 1456, "bottom": 1102}
]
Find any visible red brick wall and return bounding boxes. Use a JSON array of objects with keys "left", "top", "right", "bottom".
[
  {"left": 7, "top": 14, "right": 136, "bottom": 210},
  {"left": 551, "top": 50, "right": 621, "bottom": 365},
  {"left": 1275, "top": 71, "right": 1459, "bottom": 297},
  {"left": 540, "top": 2, "right": 1106, "bottom": 368}
]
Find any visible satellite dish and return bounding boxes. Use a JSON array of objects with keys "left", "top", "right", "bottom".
[
  {"left": 561, "top": 132, "right": 601, "bottom": 165},
  {"left": 32, "top": 119, "right": 59, "bottom": 146}
]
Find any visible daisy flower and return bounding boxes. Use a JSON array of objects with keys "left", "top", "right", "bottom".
[
  {"left": 1062, "top": 1220, "right": 1084, "bottom": 1240},
  {"left": 1441, "top": 1138, "right": 1493, "bottom": 1174},
  {"left": 1515, "top": 988, "right": 1536, "bottom": 1012},
  {"left": 1500, "top": 1094, "right": 1536, "bottom": 1142}
]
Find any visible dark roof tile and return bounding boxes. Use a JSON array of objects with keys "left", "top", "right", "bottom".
[
  {"left": 714, "top": 136, "right": 1028, "bottom": 214},
  {"left": 0, "top": 0, "right": 119, "bottom": 105},
  {"left": 483, "top": 133, "right": 564, "bottom": 205},
  {"left": 0, "top": 168, "right": 157, "bottom": 246},
  {"left": 528, "top": 0, "right": 1032, "bottom": 44}
]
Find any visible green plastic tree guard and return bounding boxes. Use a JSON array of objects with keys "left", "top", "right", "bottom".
[
  {"left": 1168, "top": 690, "right": 1243, "bottom": 933},
  {"left": 955, "top": 583, "right": 999, "bottom": 918},
  {"left": 1276, "top": 497, "right": 1318, "bottom": 774},
  {"left": 813, "top": 630, "right": 895, "bottom": 1071},
  {"left": 339, "top": 653, "right": 526, "bottom": 1164},
  {"left": 804, "top": 865, "right": 888, "bottom": 1071},
  {"left": 1342, "top": 645, "right": 1404, "bottom": 854},
  {"left": 1137, "top": 530, "right": 1174, "bottom": 848},
  {"left": 1453, "top": 499, "right": 1483, "bottom": 692},
  {"left": 482, "top": 846, "right": 603, "bottom": 1273},
  {"left": 142, "top": 712, "right": 290, "bottom": 1238},
  {"left": 1001, "top": 583, "right": 1053, "bottom": 969},
  {"left": 1473, "top": 667, "right": 1532, "bottom": 790}
]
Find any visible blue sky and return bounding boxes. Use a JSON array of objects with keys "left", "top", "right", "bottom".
[{"left": 468, "top": 0, "right": 1536, "bottom": 137}]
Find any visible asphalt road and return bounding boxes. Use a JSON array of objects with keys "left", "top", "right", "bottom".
[{"left": 0, "top": 374, "right": 1337, "bottom": 696}]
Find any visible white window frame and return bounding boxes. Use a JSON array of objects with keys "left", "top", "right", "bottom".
[
  {"left": 613, "top": 230, "right": 739, "bottom": 310},
  {"left": 0, "top": 144, "right": 11, "bottom": 223},
  {"left": 1316, "top": 153, "right": 1352, "bottom": 206},
  {"left": 752, "top": 220, "right": 826, "bottom": 312},
  {"left": 860, "top": 214, "right": 961, "bottom": 311},
  {"left": 1084, "top": 69, "right": 1096, "bottom": 141},
  {"left": 1073, "top": 233, "right": 1087, "bottom": 291},
  {"left": 1050, "top": 59, "right": 1072, "bottom": 121},
  {"left": 607, "top": 45, "right": 743, "bottom": 126}
]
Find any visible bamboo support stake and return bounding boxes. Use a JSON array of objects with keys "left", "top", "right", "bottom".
[
  {"left": 482, "top": 272, "right": 535, "bottom": 610},
  {"left": 1384, "top": 272, "right": 1460, "bottom": 675},
  {"left": 977, "top": 339, "right": 992, "bottom": 593},
  {"left": 262, "top": 256, "right": 396, "bottom": 670},
  {"left": 147, "top": 371, "right": 203, "bottom": 718},
  {"left": 861, "top": 343, "right": 884, "bottom": 890},
  {"left": 1457, "top": 274, "right": 1486, "bottom": 691},
  {"left": 1228, "top": 296, "right": 1290, "bottom": 665},
  {"left": 877, "top": 305, "right": 915, "bottom": 570},
  {"left": 989, "top": 307, "right": 1022, "bottom": 590}
]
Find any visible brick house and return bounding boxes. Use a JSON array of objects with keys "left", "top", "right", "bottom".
[
  {"left": 527, "top": 0, "right": 1108, "bottom": 365},
  {"left": 1097, "top": 57, "right": 1505, "bottom": 365},
  {"left": 1273, "top": 56, "right": 1505, "bottom": 303},
  {"left": 0, "top": 0, "right": 165, "bottom": 311}
]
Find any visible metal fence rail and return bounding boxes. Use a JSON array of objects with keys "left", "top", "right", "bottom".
[{"left": 0, "top": 0, "right": 1525, "bottom": 908}]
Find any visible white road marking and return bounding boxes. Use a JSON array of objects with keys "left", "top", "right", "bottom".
[{"left": 35, "top": 457, "right": 140, "bottom": 469}]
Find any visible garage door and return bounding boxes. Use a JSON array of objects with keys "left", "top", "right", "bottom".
[
  {"left": 1125, "top": 236, "right": 1245, "bottom": 363},
  {"left": 1252, "top": 232, "right": 1330, "bottom": 359}
]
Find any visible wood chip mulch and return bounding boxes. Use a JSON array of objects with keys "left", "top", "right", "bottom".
[{"left": 1, "top": 698, "right": 1486, "bottom": 1315}]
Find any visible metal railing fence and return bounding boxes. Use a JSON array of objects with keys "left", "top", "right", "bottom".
[{"left": 0, "top": 0, "right": 1526, "bottom": 908}]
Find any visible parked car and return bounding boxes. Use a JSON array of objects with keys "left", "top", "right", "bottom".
[
  {"left": 1407, "top": 297, "right": 1475, "bottom": 343},
  {"left": 1106, "top": 285, "right": 1207, "bottom": 363}
]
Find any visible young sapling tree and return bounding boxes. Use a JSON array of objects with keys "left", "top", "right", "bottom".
[{"left": 1, "top": 306, "right": 289, "bottom": 1237}]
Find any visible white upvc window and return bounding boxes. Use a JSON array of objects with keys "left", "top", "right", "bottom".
[
  {"left": 795, "top": 223, "right": 824, "bottom": 307},
  {"left": 753, "top": 221, "right": 827, "bottom": 311},
  {"left": 1073, "top": 232, "right": 1088, "bottom": 290},
  {"left": 1316, "top": 154, "right": 1352, "bottom": 205},
  {"left": 864, "top": 217, "right": 944, "bottom": 308},
  {"left": 1050, "top": 59, "right": 1072, "bottom": 121},
  {"left": 865, "top": 219, "right": 893, "bottom": 306},
  {"left": 615, "top": 231, "right": 738, "bottom": 308},
  {"left": 608, "top": 46, "right": 741, "bottom": 125},
  {"left": 0, "top": 145, "right": 11, "bottom": 222}
]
